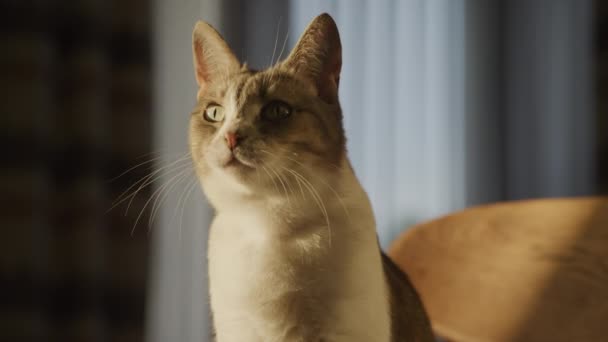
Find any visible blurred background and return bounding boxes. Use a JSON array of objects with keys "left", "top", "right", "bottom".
[{"left": 1, "top": 0, "right": 606, "bottom": 341}]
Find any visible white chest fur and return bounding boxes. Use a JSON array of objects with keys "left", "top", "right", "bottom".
[{"left": 207, "top": 203, "right": 391, "bottom": 342}]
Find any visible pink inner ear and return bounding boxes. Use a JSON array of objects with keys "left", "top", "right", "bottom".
[
  {"left": 318, "top": 51, "right": 342, "bottom": 102},
  {"left": 194, "top": 41, "right": 209, "bottom": 91},
  {"left": 328, "top": 59, "right": 341, "bottom": 88}
]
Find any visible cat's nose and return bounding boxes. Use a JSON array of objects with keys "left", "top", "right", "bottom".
[{"left": 225, "top": 132, "right": 239, "bottom": 150}]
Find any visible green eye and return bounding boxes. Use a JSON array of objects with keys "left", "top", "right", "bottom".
[
  {"left": 203, "top": 105, "right": 225, "bottom": 122},
  {"left": 261, "top": 101, "right": 292, "bottom": 121}
]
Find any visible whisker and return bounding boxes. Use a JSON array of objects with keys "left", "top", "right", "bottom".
[
  {"left": 256, "top": 164, "right": 262, "bottom": 184},
  {"left": 267, "top": 148, "right": 352, "bottom": 222},
  {"left": 276, "top": 28, "right": 290, "bottom": 64},
  {"left": 279, "top": 166, "right": 297, "bottom": 202},
  {"left": 276, "top": 145, "right": 341, "bottom": 171},
  {"left": 282, "top": 166, "right": 332, "bottom": 248},
  {"left": 258, "top": 149, "right": 334, "bottom": 247},
  {"left": 270, "top": 28, "right": 291, "bottom": 88},
  {"left": 269, "top": 16, "right": 282, "bottom": 67},
  {"left": 106, "top": 154, "right": 165, "bottom": 183},
  {"left": 110, "top": 153, "right": 192, "bottom": 207},
  {"left": 133, "top": 148, "right": 174, "bottom": 160},
  {"left": 123, "top": 156, "right": 192, "bottom": 215},
  {"left": 107, "top": 158, "right": 192, "bottom": 215},
  {"left": 178, "top": 177, "right": 199, "bottom": 241},
  {"left": 131, "top": 168, "right": 191, "bottom": 236},
  {"left": 292, "top": 170, "right": 306, "bottom": 200},
  {"left": 268, "top": 165, "right": 290, "bottom": 206},
  {"left": 170, "top": 175, "right": 196, "bottom": 225},
  {"left": 261, "top": 165, "right": 281, "bottom": 198},
  {"left": 108, "top": 150, "right": 190, "bottom": 183},
  {"left": 148, "top": 167, "right": 195, "bottom": 229}
]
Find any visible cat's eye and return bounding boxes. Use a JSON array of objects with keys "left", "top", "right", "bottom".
[
  {"left": 261, "top": 101, "right": 292, "bottom": 121},
  {"left": 203, "top": 105, "right": 225, "bottom": 122}
]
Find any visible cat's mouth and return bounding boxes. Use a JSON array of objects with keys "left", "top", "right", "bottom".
[{"left": 222, "top": 150, "right": 255, "bottom": 169}]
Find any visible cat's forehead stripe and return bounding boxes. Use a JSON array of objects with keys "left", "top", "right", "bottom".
[
  {"left": 227, "top": 72, "right": 255, "bottom": 109},
  {"left": 222, "top": 70, "right": 297, "bottom": 109},
  {"left": 218, "top": 73, "right": 247, "bottom": 115},
  {"left": 234, "top": 80, "right": 245, "bottom": 107}
]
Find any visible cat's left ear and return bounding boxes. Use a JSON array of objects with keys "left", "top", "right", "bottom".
[
  {"left": 283, "top": 13, "right": 342, "bottom": 103},
  {"left": 192, "top": 21, "right": 240, "bottom": 95}
]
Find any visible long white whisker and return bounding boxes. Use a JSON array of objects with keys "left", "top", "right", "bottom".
[
  {"left": 291, "top": 171, "right": 306, "bottom": 200},
  {"left": 268, "top": 166, "right": 290, "bottom": 205},
  {"left": 131, "top": 168, "right": 190, "bottom": 236},
  {"left": 108, "top": 149, "right": 189, "bottom": 182},
  {"left": 282, "top": 166, "right": 332, "bottom": 248},
  {"left": 269, "top": 17, "right": 282, "bottom": 67},
  {"left": 110, "top": 152, "right": 192, "bottom": 204},
  {"left": 276, "top": 28, "right": 290, "bottom": 64},
  {"left": 275, "top": 145, "right": 341, "bottom": 170},
  {"left": 107, "top": 157, "right": 192, "bottom": 214},
  {"left": 261, "top": 165, "right": 281, "bottom": 198},
  {"left": 107, "top": 154, "right": 165, "bottom": 183},
  {"left": 148, "top": 168, "right": 195, "bottom": 229},
  {"left": 169, "top": 175, "right": 196, "bottom": 229},
  {"left": 279, "top": 166, "right": 297, "bottom": 201},
  {"left": 123, "top": 159, "right": 192, "bottom": 215},
  {"left": 256, "top": 165, "right": 262, "bottom": 184},
  {"left": 267, "top": 148, "right": 351, "bottom": 222},
  {"left": 178, "top": 177, "right": 199, "bottom": 241},
  {"left": 267, "top": 28, "right": 290, "bottom": 89}
]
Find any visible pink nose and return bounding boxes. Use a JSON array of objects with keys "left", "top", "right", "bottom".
[{"left": 225, "top": 132, "right": 239, "bottom": 150}]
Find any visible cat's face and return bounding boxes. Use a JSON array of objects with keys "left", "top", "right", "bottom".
[{"left": 190, "top": 14, "right": 345, "bottom": 206}]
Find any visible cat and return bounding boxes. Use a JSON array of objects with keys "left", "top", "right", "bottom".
[{"left": 189, "top": 13, "right": 434, "bottom": 342}]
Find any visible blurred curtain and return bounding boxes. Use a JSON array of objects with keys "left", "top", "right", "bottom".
[
  {"left": 147, "top": 1, "right": 216, "bottom": 341},
  {"left": 1, "top": 1, "right": 151, "bottom": 341},
  {"left": 290, "top": 0, "right": 597, "bottom": 247},
  {"left": 504, "top": 0, "right": 595, "bottom": 199}
]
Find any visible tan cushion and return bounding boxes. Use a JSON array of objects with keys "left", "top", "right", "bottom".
[{"left": 389, "top": 197, "right": 608, "bottom": 342}]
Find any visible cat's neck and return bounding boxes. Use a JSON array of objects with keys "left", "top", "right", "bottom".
[
  {"left": 212, "top": 158, "right": 374, "bottom": 241},
  {"left": 206, "top": 158, "right": 389, "bottom": 342}
]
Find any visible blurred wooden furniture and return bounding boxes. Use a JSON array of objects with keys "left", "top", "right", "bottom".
[{"left": 389, "top": 197, "right": 608, "bottom": 342}]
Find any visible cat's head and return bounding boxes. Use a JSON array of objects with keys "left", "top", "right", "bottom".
[{"left": 189, "top": 14, "right": 345, "bottom": 207}]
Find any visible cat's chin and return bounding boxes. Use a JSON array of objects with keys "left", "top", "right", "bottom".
[
  {"left": 214, "top": 157, "right": 261, "bottom": 191},
  {"left": 218, "top": 148, "right": 256, "bottom": 168},
  {"left": 221, "top": 155, "right": 255, "bottom": 174}
]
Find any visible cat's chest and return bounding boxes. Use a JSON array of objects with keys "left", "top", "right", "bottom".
[
  {"left": 207, "top": 212, "right": 337, "bottom": 340},
  {"left": 206, "top": 210, "right": 391, "bottom": 342},
  {"left": 208, "top": 212, "right": 323, "bottom": 298}
]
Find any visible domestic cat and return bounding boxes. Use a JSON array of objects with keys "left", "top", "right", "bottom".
[{"left": 189, "top": 13, "right": 434, "bottom": 342}]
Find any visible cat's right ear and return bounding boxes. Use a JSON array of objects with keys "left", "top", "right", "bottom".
[{"left": 192, "top": 21, "right": 240, "bottom": 95}]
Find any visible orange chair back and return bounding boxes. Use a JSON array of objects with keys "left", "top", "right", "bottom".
[{"left": 389, "top": 197, "right": 608, "bottom": 342}]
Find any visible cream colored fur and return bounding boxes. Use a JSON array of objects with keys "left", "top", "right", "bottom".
[{"left": 205, "top": 156, "right": 390, "bottom": 342}]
